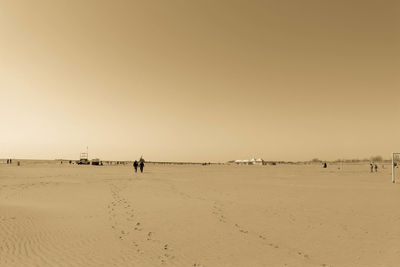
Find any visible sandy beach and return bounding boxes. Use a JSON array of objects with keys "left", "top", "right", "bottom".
[
  {"left": 2, "top": 0, "right": 398, "bottom": 266},
  {"left": 1, "top": 162, "right": 399, "bottom": 267}
]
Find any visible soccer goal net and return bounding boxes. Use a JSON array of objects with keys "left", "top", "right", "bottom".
[{"left": 392, "top": 153, "right": 400, "bottom": 183}]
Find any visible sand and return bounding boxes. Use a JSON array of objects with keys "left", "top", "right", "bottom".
[{"left": 1, "top": 162, "right": 399, "bottom": 267}]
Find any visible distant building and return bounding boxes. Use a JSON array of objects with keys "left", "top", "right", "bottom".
[
  {"left": 254, "top": 158, "right": 264, "bottom": 165},
  {"left": 234, "top": 159, "right": 249, "bottom": 164},
  {"left": 235, "top": 158, "right": 265, "bottom": 165}
]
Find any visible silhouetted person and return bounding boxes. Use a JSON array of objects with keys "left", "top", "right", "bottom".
[
  {"left": 6, "top": 159, "right": 9, "bottom": 164},
  {"left": 133, "top": 160, "right": 138, "bottom": 172},
  {"left": 9, "top": 159, "right": 12, "bottom": 164},
  {"left": 323, "top": 162, "right": 327, "bottom": 168},
  {"left": 139, "top": 161, "right": 144, "bottom": 173},
  {"left": 374, "top": 164, "right": 378, "bottom": 172},
  {"left": 370, "top": 163, "right": 374, "bottom": 172}
]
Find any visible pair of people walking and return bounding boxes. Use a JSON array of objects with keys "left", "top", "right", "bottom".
[
  {"left": 133, "top": 157, "right": 145, "bottom": 173},
  {"left": 370, "top": 163, "right": 378, "bottom": 172}
]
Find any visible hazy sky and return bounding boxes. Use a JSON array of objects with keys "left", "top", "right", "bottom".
[{"left": 1, "top": 0, "right": 399, "bottom": 162}]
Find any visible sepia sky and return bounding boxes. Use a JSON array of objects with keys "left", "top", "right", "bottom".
[{"left": 1, "top": 0, "right": 399, "bottom": 162}]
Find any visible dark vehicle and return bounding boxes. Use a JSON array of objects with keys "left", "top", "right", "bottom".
[
  {"left": 77, "top": 153, "right": 90, "bottom": 165},
  {"left": 92, "top": 158, "right": 100, "bottom": 166}
]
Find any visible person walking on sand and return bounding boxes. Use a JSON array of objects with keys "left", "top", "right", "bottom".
[
  {"left": 370, "top": 163, "right": 374, "bottom": 173},
  {"left": 133, "top": 160, "right": 138, "bottom": 172},
  {"left": 374, "top": 164, "right": 378, "bottom": 172},
  {"left": 139, "top": 160, "right": 144, "bottom": 173}
]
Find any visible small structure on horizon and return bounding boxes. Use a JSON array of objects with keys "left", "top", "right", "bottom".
[
  {"left": 77, "top": 152, "right": 90, "bottom": 165},
  {"left": 234, "top": 158, "right": 265, "bottom": 165}
]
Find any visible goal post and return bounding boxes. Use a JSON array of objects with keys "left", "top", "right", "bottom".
[{"left": 392, "top": 152, "right": 400, "bottom": 183}]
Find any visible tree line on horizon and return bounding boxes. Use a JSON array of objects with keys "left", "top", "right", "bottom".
[{"left": 310, "top": 155, "right": 389, "bottom": 163}]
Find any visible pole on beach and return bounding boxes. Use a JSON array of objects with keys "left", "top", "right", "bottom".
[{"left": 392, "top": 152, "right": 395, "bottom": 183}]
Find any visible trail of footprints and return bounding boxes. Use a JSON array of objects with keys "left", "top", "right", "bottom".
[
  {"left": 212, "top": 205, "right": 226, "bottom": 223},
  {"left": 107, "top": 183, "right": 197, "bottom": 266},
  {"left": 211, "top": 201, "right": 330, "bottom": 267}
]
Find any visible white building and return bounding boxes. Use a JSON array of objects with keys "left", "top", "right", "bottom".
[
  {"left": 255, "top": 158, "right": 264, "bottom": 165},
  {"left": 235, "top": 158, "right": 264, "bottom": 165}
]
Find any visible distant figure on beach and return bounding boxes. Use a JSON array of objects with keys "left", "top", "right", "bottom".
[
  {"left": 374, "top": 164, "right": 378, "bottom": 172},
  {"left": 9, "top": 159, "right": 12, "bottom": 164},
  {"left": 139, "top": 161, "right": 144, "bottom": 173},
  {"left": 133, "top": 160, "right": 138, "bottom": 172},
  {"left": 323, "top": 162, "right": 327, "bottom": 168},
  {"left": 139, "top": 156, "right": 145, "bottom": 173},
  {"left": 6, "top": 159, "right": 9, "bottom": 164},
  {"left": 370, "top": 163, "right": 374, "bottom": 172}
]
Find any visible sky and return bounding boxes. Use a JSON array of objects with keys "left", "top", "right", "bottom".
[{"left": 0, "top": 0, "right": 399, "bottom": 162}]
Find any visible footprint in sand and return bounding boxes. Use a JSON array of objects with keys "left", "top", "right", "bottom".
[
  {"left": 269, "top": 243, "right": 279, "bottom": 248},
  {"left": 297, "top": 251, "right": 309, "bottom": 259},
  {"left": 146, "top": 232, "right": 153, "bottom": 240},
  {"left": 234, "top": 223, "right": 249, "bottom": 234},
  {"left": 212, "top": 205, "right": 227, "bottom": 223}
]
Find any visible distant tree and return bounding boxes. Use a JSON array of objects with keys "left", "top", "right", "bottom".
[
  {"left": 311, "top": 158, "right": 322, "bottom": 163},
  {"left": 370, "top": 155, "right": 383, "bottom": 162}
]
